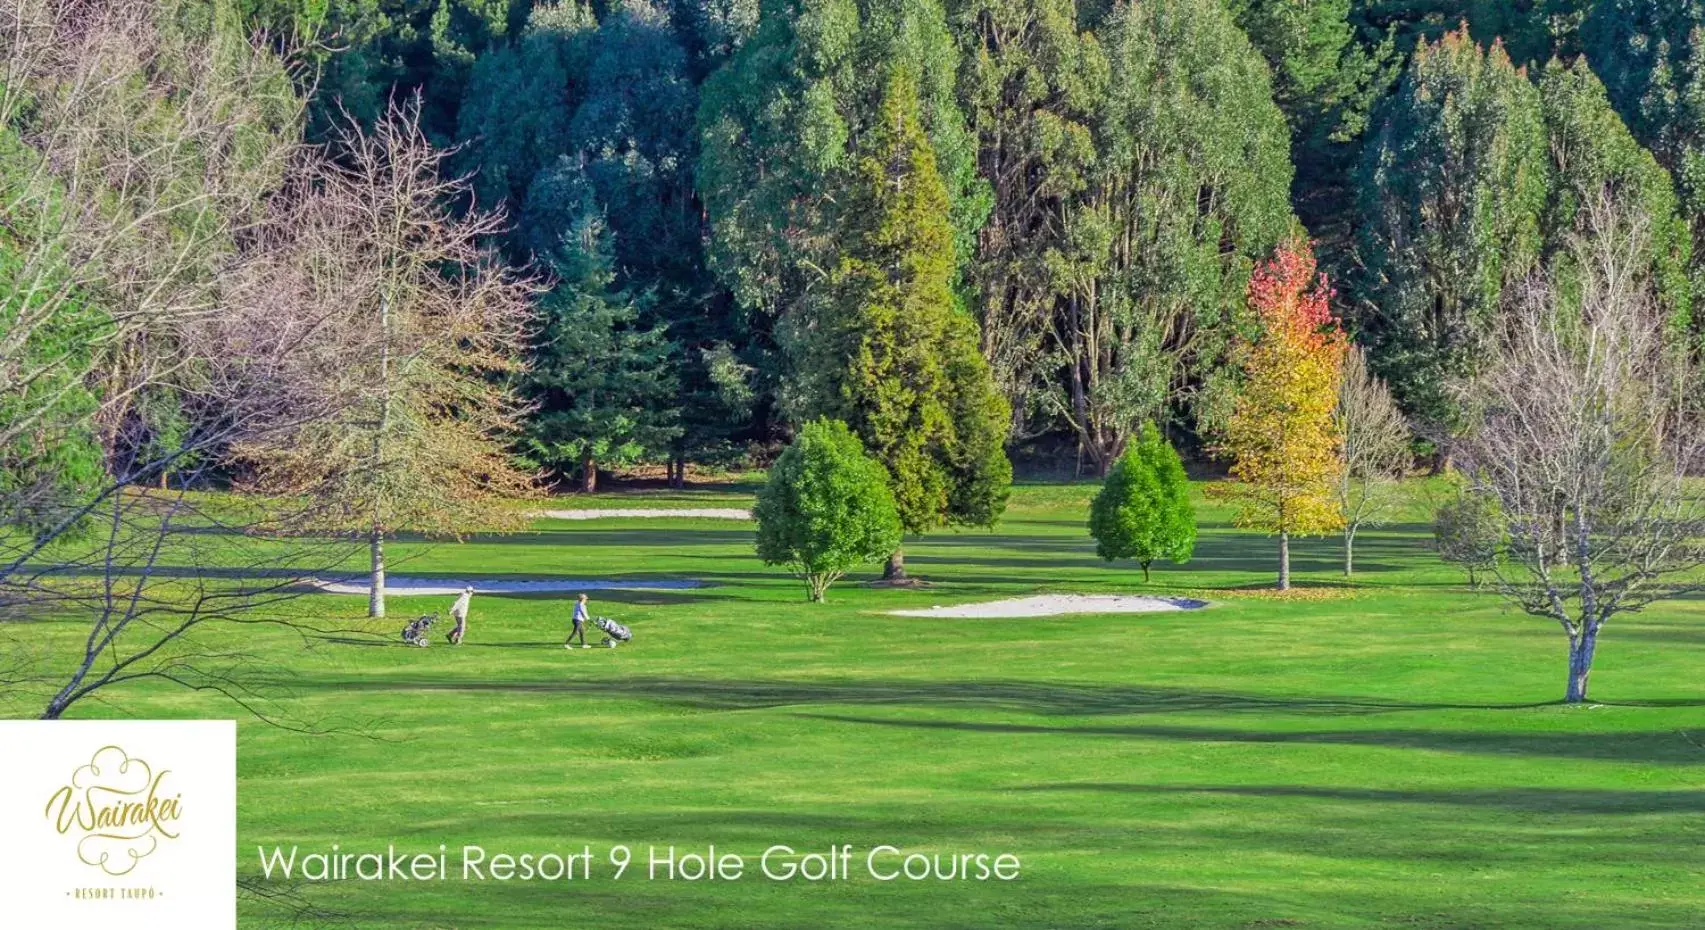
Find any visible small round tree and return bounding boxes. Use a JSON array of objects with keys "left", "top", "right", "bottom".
[
  {"left": 1088, "top": 424, "right": 1197, "bottom": 582},
  {"left": 755, "top": 419, "right": 903, "bottom": 602}
]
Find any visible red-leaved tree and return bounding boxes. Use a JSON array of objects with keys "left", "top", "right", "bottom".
[{"left": 1215, "top": 243, "right": 1348, "bottom": 590}]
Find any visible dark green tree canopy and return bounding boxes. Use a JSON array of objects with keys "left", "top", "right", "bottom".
[
  {"left": 1538, "top": 56, "right": 1694, "bottom": 330},
  {"left": 239, "top": 0, "right": 533, "bottom": 141},
  {"left": 1583, "top": 0, "right": 1705, "bottom": 331},
  {"left": 458, "top": 0, "right": 699, "bottom": 282},
  {"left": 205, "top": 0, "right": 1704, "bottom": 489},
  {"left": 455, "top": 2, "right": 598, "bottom": 226},
  {"left": 1583, "top": 0, "right": 1705, "bottom": 184},
  {"left": 1354, "top": 28, "right": 1550, "bottom": 432},
  {"left": 696, "top": 0, "right": 988, "bottom": 323},
  {"left": 457, "top": 0, "right": 755, "bottom": 470}
]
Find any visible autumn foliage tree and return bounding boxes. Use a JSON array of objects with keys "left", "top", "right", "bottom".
[{"left": 1216, "top": 243, "right": 1347, "bottom": 590}]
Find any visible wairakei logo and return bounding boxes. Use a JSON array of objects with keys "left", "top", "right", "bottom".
[
  {"left": 1, "top": 720, "right": 233, "bottom": 929},
  {"left": 44, "top": 745, "right": 184, "bottom": 876}
]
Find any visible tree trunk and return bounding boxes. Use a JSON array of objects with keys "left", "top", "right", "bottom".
[
  {"left": 369, "top": 526, "right": 386, "bottom": 619},
  {"left": 581, "top": 455, "right": 597, "bottom": 494},
  {"left": 1141, "top": 561, "right": 1152, "bottom": 583},
  {"left": 371, "top": 291, "right": 392, "bottom": 621},
  {"left": 1565, "top": 626, "right": 1599, "bottom": 704},
  {"left": 1277, "top": 532, "right": 1291, "bottom": 591},
  {"left": 43, "top": 678, "right": 80, "bottom": 719},
  {"left": 884, "top": 550, "right": 907, "bottom": 582},
  {"left": 158, "top": 470, "right": 168, "bottom": 491},
  {"left": 1343, "top": 529, "right": 1355, "bottom": 579}
]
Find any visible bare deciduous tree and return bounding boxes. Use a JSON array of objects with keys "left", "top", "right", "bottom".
[
  {"left": 1450, "top": 198, "right": 1705, "bottom": 704},
  {"left": 234, "top": 101, "right": 540, "bottom": 619},
  {"left": 1335, "top": 346, "right": 1411, "bottom": 578},
  {"left": 0, "top": 0, "right": 300, "bottom": 526},
  {"left": 0, "top": 180, "right": 382, "bottom": 719},
  {"left": 0, "top": 1, "right": 394, "bottom": 722}
]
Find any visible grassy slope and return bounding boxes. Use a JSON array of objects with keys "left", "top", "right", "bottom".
[{"left": 26, "top": 481, "right": 1705, "bottom": 928}]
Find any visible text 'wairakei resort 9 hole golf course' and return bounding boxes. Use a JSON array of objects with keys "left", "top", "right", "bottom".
[
  {"left": 10, "top": 1, "right": 1705, "bottom": 928},
  {"left": 11, "top": 480, "right": 1705, "bottom": 929}
]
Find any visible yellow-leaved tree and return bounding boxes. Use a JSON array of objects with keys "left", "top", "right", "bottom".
[{"left": 1216, "top": 243, "right": 1347, "bottom": 590}]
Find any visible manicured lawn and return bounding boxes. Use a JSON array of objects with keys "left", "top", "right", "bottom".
[{"left": 22, "top": 481, "right": 1705, "bottom": 928}]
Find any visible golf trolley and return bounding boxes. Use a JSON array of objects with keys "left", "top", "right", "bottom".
[
  {"left": 401, "top": 613, "right": 438, "bottom": 647},
  {"left": 594, "top": 616, "right": 632, "bottom": 648}
]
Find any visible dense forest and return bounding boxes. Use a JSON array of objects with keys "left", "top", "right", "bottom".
[
  {"left": 12, "top": 0, "right": 1705, "bottom": 495},
  {"left": 231, "top": 0, "right": 1698, "bottom": 484}
]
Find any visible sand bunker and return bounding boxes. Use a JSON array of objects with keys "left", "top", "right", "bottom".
[
  {"left": 889, "top": 594, "right": 1207, "bottom": 618},
  {"left": 537, "top": 508, "right": 751, "bottom": 521},
  {"left": 304, "top": 577, "right": 705, "bottom": 596}
]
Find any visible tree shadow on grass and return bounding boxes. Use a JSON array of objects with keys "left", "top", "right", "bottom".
[
  {"left": 471, "top": 529, "right": 755, "bottom": 548},
  {"left": 1008, "top": 782, "right": 1705, "bottom": 815},
  {"left": 303, "top": 674, "right": 1705, "bottom": 717},
  {"left": 887, "top": 526, "right": 1424, "bottom": 579},
  {"left": 452, "top": 589, "right": 719, "bottom": 606},
  {"left": 671, "top": 563, "right": 1103, "bottom": 591},
  {"left": 900, "top": 552, "right": 1407, "bottom": 576},
  {"left": 1184, "top": 531, "right": 1422, "bottom": 576},
  {"left": 795, "top": 713, "right": 1705, "bottom": 765},
  {"left": 1613, "top": 625, "right": 1705, "bottom": 646},
  {"left": 312, "top": 637, "right": 584, "bottom": 649}
]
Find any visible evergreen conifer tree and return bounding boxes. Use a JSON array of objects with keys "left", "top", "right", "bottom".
[
  {"left": 525, "top": 201, "right": 680, "bottom": 493},
  {"left": 789, "top": 68, "right": 1011, "bottom": 580}
]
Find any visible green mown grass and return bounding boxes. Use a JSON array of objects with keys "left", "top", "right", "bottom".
[{"left": 16, "top": 481, "right": 1705, "bottom": 928}]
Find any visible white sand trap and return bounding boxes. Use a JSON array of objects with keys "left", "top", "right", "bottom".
[
  {"left": 304, "top": 576, "right": 705, "bottom": 596},
  {"left": 889, "top": 594, "right": 1207, "bottom": 619},
  {"left": 537, "top": 508, "right": 751, "bottom": 521}
]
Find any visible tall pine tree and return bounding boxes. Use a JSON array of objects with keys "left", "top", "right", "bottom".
[
  {"left": 525, "top": 202, "right": 680, "bottom": 493},
  {"left": 458, "top": 0, "right": 750, "bottom": 479},
  {"left": 696, "top": 0, "right": 987, "bottom": 324},
  {"left": 790, "top": 68, "right": 1010, "bottom": 580}
]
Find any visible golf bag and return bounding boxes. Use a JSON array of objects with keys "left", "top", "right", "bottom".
[
  {"left": 594, "top": 616, "right": 631, "bottom": 648},
  {"left": 402, "top": 614, "right": 437, "bottom": 647}
]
